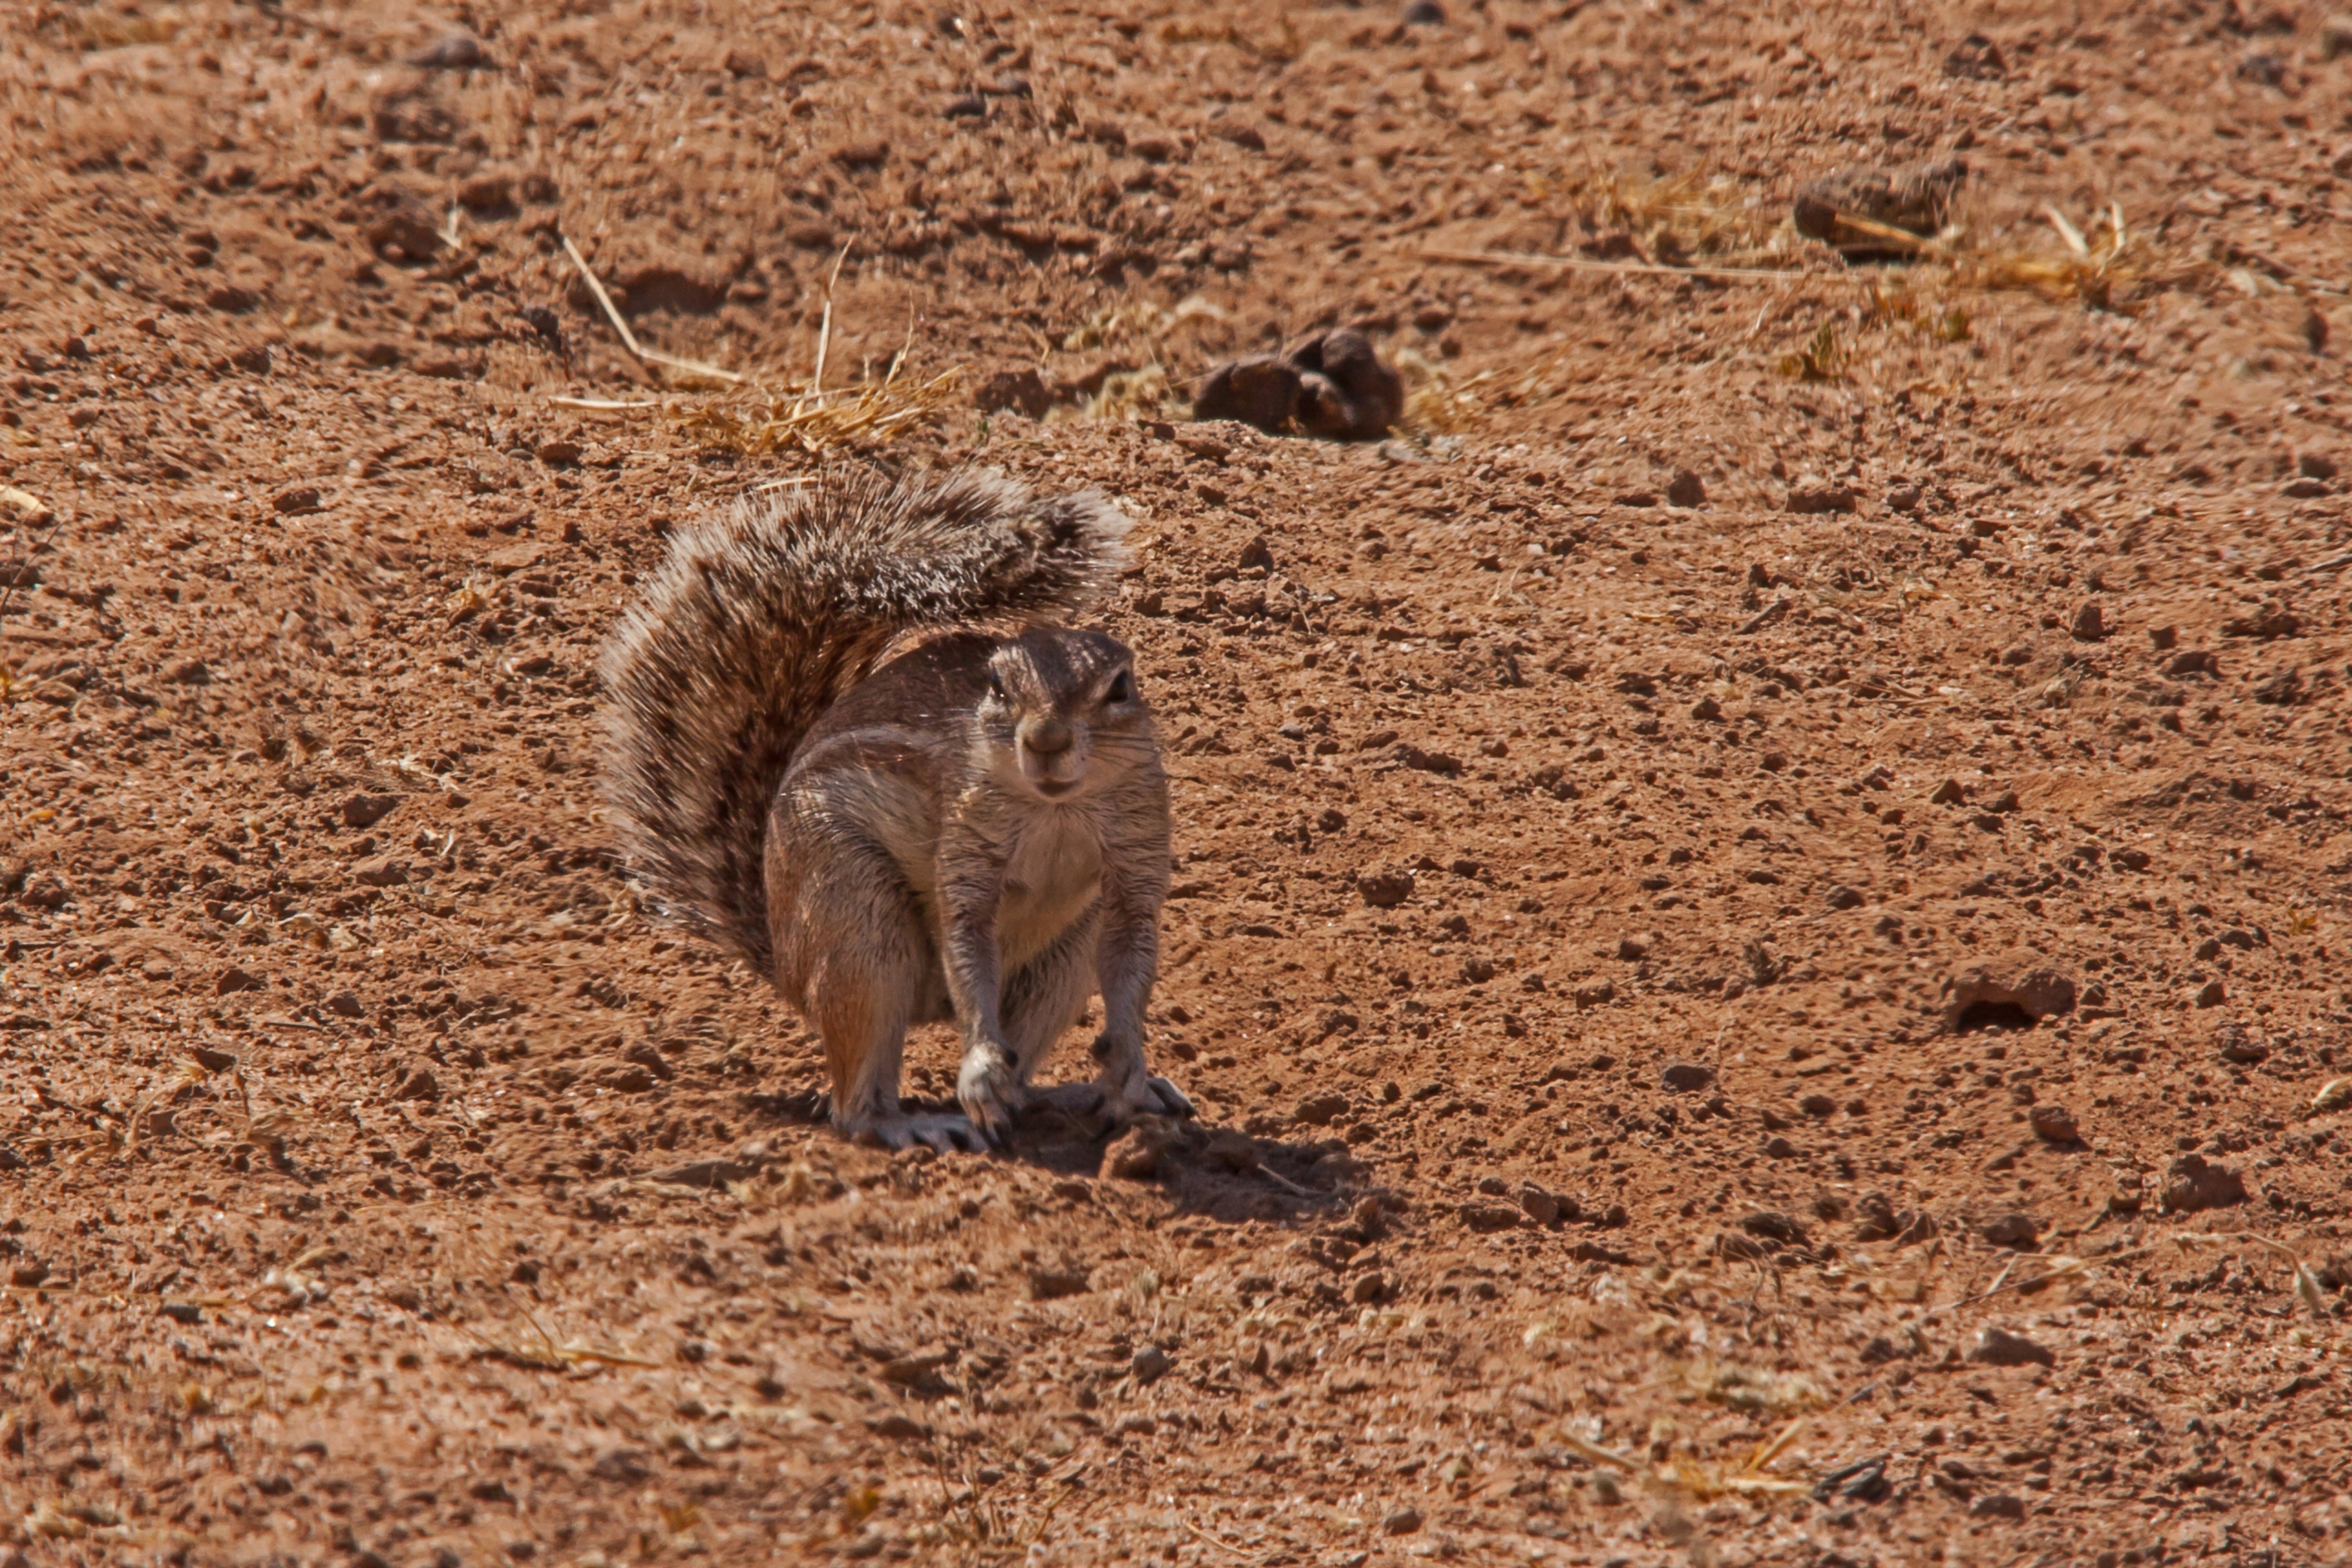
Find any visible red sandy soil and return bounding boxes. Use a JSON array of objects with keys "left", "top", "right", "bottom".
[{"left": 3, "top": 1, "right": 2352, "bottom": 1565}]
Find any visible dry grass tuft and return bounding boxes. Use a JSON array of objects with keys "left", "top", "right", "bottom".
[
  {"left": 671, "top": 370, "right": 963, "bottom": 456},
  {"left": 1045, "top": 295, "right": 1228, "bottom": 424},
  {"left": 1668, "top": 1359, "right": 1832, "bottom": 1414},
  {"left": 1532, "top": 163, "right": 1793, "bottom": 268},
  {"left": 1060, "top": 294, "right": 1228, "bottom": 358},
  {"left": 1943, "top": 204, "right": 2201, "bottom": 312},
  {"left": 1155, "top": 15, "right": 1300, "bottom": 60},
  {"left": 1394, "top": 344, "right": 1489, "bottom": 434},
  {"left": 1556, "top": 1424, "right": 1811, "bottom": 1503},
  {"left": 1446, "top": 169, "right": 2219, "bottom": 322},
  {"left": 1776, "top": 320, "right": 1849, "bottom": 383},
  {"left": 557, "top": 237, "right": 960, "bottom": 456},
  {"left": 1076, "top": 364, "right": 1189, "bottom": 423}
]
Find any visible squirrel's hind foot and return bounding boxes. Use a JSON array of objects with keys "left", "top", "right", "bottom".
[
  {"left": 851, "top": 1112, "right": 991, "bottom": 1154},
  {"left": 1135, "top": 1074, "right": 1195, "bottom": 1120},
  {"left": 1034, "top": 1073, "right": 1196, "bottom": 1129}
]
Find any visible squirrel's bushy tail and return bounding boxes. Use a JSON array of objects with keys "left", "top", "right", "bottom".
[{"left": 599, "top": 467, "right": 1131, "bottom": 970}]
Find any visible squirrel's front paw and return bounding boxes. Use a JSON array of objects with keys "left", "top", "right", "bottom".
[{"left": 956, "top": 1047, "right": 1026, "bottom": 1145}]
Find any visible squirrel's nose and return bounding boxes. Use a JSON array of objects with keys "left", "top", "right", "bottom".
[{"left": 1021, "top": 719, "right": 1073, "bottom": 757}]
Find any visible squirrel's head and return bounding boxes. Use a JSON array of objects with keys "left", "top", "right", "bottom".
[{"left": 978, "top": 628, "right": 1154, "bottom": 802}]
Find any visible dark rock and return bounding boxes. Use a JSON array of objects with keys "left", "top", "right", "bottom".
[
  {"left": 1944, "top": 33, "right": 2006, "bottom": 80},
  {"left": 1357, "top": 871, "right": 1415, "bottom": 908},
  {"left": 1026, "top": 1266, "right": 1090, "bottom": 1300},
  {"left": 353, "top": 178, "right": 446, "bottom": 258},
  {"left": 1192, "top": 356, "right": 1302, "bottom": 431},
  {"left": 353, "top": 855, "right": 410, "bottom": 888},
  {"left": 216, "top": 967, "right": 264, "bottom": 995},
  {"left": 1460, "top": 1202, "right": 1524, "bottom": 1233},
  {"left": 1285, "top": 329, "right": 1405, "bottom": 441},
  {"left": 392, "top": 1068, "right": 440, "bottom": 1102},
  {"left": 410, "top": 31, "right": 487, "bottom": 70},
  {"left": 342, "top": 793, "right": 398, "bottom": 829},
  {"left": 1894, "top": 1210, "right": 1939, "bottom": 1247},
  {"left": 1103, "top": 1119, "right": 1174, "bottom": 1180},
  {"left": 1785, "top": 482, "right": 1858, "bottom": 515},
  {"left": 2070, "top": 600, "right": 2110, "bottom": 642},
  {"left": 1814, "top": 1455, "right": 1892, "bottom": 1503},
  {"left": 1965, "top": 1326, "right": 2054, "bottom": 1368},
  {"left": 1739, "top": 1210, "right": 1809, "bottom": 1246},
  {"left": 1762, "top": 1135, "right": 1799, "bottom": 1159},
  {"left": 457, "top": 172, "right": 513, "bottom": 211},
  {"left": 1665, "top": 468, "right": 1706, "bottom": 507},
  {"left": 2028, "top": 1104, "right": 2080, "bottom": 1143},
  {"left": 1981, "top": 1212, "right": 2039, "bottom": 1249},
  {"left": 1517, "top": 1185, "right": 1562, "bottom": 1226},
  {"left": 974, "top": 364, "right": 1053, "bottom": 419},
  {"left": 1293, "top": 1093, "right": 1349, "bottom": 1127},
  {"left": 1826, "top": 884, "right": 1865, "bottom": 910},
  {"left": 590, "top": 1448, "right": 651, "bottom": 1484},
  {"left": 1969, "top": 1494, "right": 2027, "bottom": 1521},
  {"left": 2161, "top": 1154, "right": 2247, "bottom": 1214},
  {"left": 1660, "top": 1062, "right": 1715, "bottom": 1093},
  {"left": 1130, "top": 1346, "right": 1172, "bottom": 1383},
  {"left": 368, "top": 76, "right": 460, "bottom": 145},
  {"left": 2216, "top": 1023, "right": 2269, "bottom": 1065},
  {"left": 1792, "top": 159, "right": 1968, "bottom": 257},
  {"left": 1381, "top": 1506, "right": 1425, "bottom": 1535},
  {"left": 1852, "top": 1192, "right": 1899, "bottom": 1241},
  {"left": 2221, "top": 603, "right": 2301, "bottom": 640},
  {"left": 1945, "top": 951, "right": 2076, "bottom": 1030}
]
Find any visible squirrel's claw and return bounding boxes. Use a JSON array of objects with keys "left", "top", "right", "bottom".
[
  {"left": 957, "top": 1049, "right": 1026, "bottom": 1145},
  {"left": 1144, "top": 1075, "right": 1196, "bottom": 1120},
  {"left": 858, "top": 1112, "right": 987, "bottom": 1154}
]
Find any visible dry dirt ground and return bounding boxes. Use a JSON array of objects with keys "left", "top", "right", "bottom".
[{"left": 5, "top": 0, "right": 2352, "bottom": 1564}]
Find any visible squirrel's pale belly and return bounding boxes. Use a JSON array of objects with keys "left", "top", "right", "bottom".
[
  {"left": 801, "top": 760, "right": 1104, "bottom": 975},
  {"left": 995, "top": 810, "right": 1105, "bottom": 970}
]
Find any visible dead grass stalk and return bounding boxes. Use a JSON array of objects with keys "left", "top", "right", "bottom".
[{"left": 555, "top": 237, "right": 959, "bottom": 457}]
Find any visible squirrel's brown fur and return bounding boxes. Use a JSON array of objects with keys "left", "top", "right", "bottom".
[{"left": 598, "top": 468, "right": 1189, "bottom": 1148}]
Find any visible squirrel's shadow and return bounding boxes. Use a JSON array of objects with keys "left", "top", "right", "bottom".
[{"left": 749, "top": 1088, "right": 1351, "bottom": 1221}]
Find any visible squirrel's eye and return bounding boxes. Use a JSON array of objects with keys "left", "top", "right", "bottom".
[
  {"left": 1106, "top": 671, "right": 1132, "bottom": 704},
  {"left": 985, "top": 670, "right": 1006, "bottom": 699}
]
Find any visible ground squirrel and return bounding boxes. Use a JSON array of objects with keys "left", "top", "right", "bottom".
[{"left": 599, "top": 468, "right": 1193, "bottom": 1150}]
